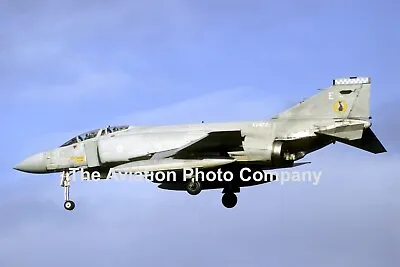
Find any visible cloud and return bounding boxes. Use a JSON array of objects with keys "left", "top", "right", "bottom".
[
  {"left": 113, "top": 86, "right": 286, "bottom": 125},
  {"left": 371, "top": 99, "right": 400, "bottom": 153},
  {"left": 1, "top": 1, "right": 194, "bottom": 101},
  {"left": 0, "top": 0, "right": 365, "bottom": 102},
  {"left": 1, "top": 150, "right": 397, "bottom": 267},
  {"left": 12, "top": 71, "right": 134, "bottom": 102}
]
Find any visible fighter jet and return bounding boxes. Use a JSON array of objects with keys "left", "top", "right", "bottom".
[{"left": 14, "top": 77, "right": 386, "bottom": 210}]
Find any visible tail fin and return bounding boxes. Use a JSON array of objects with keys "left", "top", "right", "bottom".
[
  {"left": 276, "top": 77, "right": 371, "bottom": 120},
  {"left": 276, "top": 77, "right": 386, "bottom": 154}
]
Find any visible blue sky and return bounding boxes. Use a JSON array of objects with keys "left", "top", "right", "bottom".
[{"left": 0, "top": 0, "right": 399, "bottom": 266}]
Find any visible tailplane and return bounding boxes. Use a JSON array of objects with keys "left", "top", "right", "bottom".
[
  {"left": 336, "top": 127, "right": 386, "bottom": 154},
  {"left": 316, "top": 127, "right": 387, "bottom": 154}
]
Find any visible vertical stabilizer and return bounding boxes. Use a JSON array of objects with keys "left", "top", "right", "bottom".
[{"left": 276, "top": 77, "right": 371, "bottom": 121}]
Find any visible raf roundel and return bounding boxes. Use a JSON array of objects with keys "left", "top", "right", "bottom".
[{"left": 333, "top": 100, "right": 347, "bottom": 113}]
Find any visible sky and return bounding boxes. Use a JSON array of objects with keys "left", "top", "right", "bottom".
[{"left": 0, "top": 0, "right": 399, "bottom": 266}]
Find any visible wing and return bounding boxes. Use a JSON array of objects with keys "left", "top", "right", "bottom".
[
  {"left": 113, "top": 130, "right": 244, "bottom": 173},
  {"left": 151, "top": 130, "right": 244, "bottom": 159}
]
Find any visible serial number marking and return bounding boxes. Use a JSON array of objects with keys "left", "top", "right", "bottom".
[{"left": 252, "top": 122, "right": 269, "bottom": 127}]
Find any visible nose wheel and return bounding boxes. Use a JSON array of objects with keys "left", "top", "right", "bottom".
[
  {"left": 61, "top": 171, "right": 75, "bottom": 211},
  {"left": 64, "top": 200, "right": 75, "bottom": 210}
]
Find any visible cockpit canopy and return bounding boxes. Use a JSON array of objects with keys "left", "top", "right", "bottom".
[{"left": 60, "top": 125, "right": 129, "bottom": 147}]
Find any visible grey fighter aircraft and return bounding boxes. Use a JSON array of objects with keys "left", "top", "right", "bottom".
[{"left": 14, "top": 77, "right": 386, "bottom": 210}]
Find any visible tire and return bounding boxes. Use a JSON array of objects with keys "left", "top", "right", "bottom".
[
  {"left": 64, "top": 200, "right": 75, "bottom": 211},
  {"left": 222, "top": 193, "right": 237, "bottom": 208}
]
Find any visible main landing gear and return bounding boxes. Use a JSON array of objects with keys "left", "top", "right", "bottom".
[
  {"left": 185, "top": 179, "right": 239, "bottom": 208},
  {"left": 221, "top": 183, "right": 239, "bottom": 208},
  {"left": 61, "top": 171, "right": 75, "bottom": 211},
  {"left": 221, "top": 192, "right": 237, "bottom": 208},
  {"left": 185, "top": 178, "right": 202, "bottom": 195}
]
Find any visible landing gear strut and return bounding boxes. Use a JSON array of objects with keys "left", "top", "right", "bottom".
[
  {"left": 222, "top": 192, "right": 237, "bottom": 208},
  {"left": 61, "top": 171, "right": 75, "bottom": 211}
]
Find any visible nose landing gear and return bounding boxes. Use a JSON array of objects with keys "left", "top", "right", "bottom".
[
  {"left": 64, "top": 200, "right": 75, "bottom": 210},
  {"left": 61, "top": 171, "right": 75, "bottom": 211}
]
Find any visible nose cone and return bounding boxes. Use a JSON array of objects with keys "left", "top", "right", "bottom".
[{"left": 14, "top": 152, "right": 47, "bottom": 173}]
